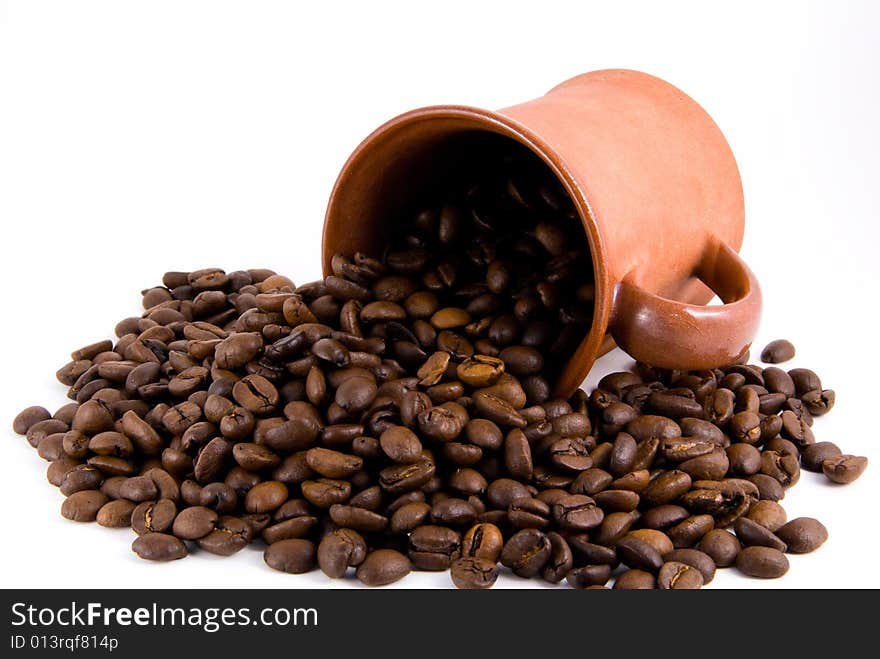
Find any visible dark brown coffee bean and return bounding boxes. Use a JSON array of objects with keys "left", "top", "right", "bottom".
[
  {"left": 641, "top": 470, "right": 692, "bottom": 506},
  {"left": 172, "top": 506, "right": 218, "bottom": 539},
  {"left": 566, "top": 564, "right": 612, "bottom": 589},
  {"left": 232, "top": 374, "right": 279, "bottom": 415},
  {"left": 663, "top": 548, "right": 716, "bottom": 584},
  {"left": 379, "top": 426, "right": 423, "bottom": 464},
  {"left": 329, "top": 504, "right": 388, "bottom": 532},
  {"left": 301, "top": 478, "right": 352, "bottom": 507},
  {"left": 132, "top": 533, "right": 188, "bottom": 561},
  {"left": 450, "top": 557, "right": 498, "bottom": 590},
  {"left": 775, "top": 517, "right": 828, "bottom": 553},
  {"left": 305, "top": 448, "right": 363, "bottom": 479},
  {"left": 822, "top": 455, "right": 868, "bottom": 485},
  {"left": 317, "top": 528, "right": 367, "bottom": 578},
  {"left": 244, "top": 480, "right": 288, "bottom": 513},
  {"left": 735, "top": 546, "right": 789, "bottom": 578},
  {"left": 500, "top": 529, "right": 551, "bottom": 578},
  {"left": 802, "top": 389, "right": 835, "bottom": 416},
  {"left": 734, "top": 517, "right": 788, "bottom": 552},
  {"left": 356, "top": 549, "right": 411, "bottom": 586},
  {"left": 197, "top": 516, "right": 253, "bottom": 555},
  {"left": 13, "top": 406, "right": 52, "bottom": 435},
  {"left": 760, "top": 339, "right": 795, "bottom": 363},
  {"left": 61, "top": 490, "right": 109, "bottom": 522},
  {"left": 657, "top": 561, "right": 704, "bottom": 589},
  {"left": 613, "top": 569, "right": 656, "bottom": 589},
  {"left": 698, "top": 529, "right": 741, "bottom": 567},
  {"left": 131, "top": 499, "right": 176, "bottom": 535},
  {"left": 264, "top": 539, "right": 317, "bottom": 574},
  {"left": 801, "top": 442, "right": 842, "bottom": 472},
  {"left": 668, "top": 514, "right": 715, "bottom": 548},
  {"left": 96, "top": 499, "right": 137, "bottom": 528},
  {"left": 746, "top": 500, "right": 787, "bottom": 531},
  {"left": 552, "top": 494, "right": 604, "bottom": 531}
]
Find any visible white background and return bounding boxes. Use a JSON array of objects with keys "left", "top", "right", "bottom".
[{"left": 1, "top": 0, "right": 877, "bottom": 589}]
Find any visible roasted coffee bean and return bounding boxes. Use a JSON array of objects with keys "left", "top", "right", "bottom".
[
  {"left": 613, "top": 569, "right": 656, "bottom": 589},
  {"left": 657, "top": 561, "right": 703, "bottom": 589},
  {"left": 734, "top": 517, "right": 788, "bottom": 552},
  {"left": 801, "top": 442, "right": 842, "bottom": 472},
  {"left": 552, "top": 494, "right": 604, "bottom": 532},
  {"left": 760, "top": 339, "right": 795, "bottom": 364},
  {"left": 616, "top": 535, "right": 663, "bottom": 572},
  {"left": 197, "top": 516, "right": 252, "bottom": 556},
  {"left": 13, "top": 406, "right": 52, "bottom": 435},
  {"left": 450, "top": 557, "right": 498, "bottom": 590},
  {"left": 244, "top": 481, "right": 288, "bottom": 513},
  {"left": 735, "top": 546, "right": 789, "bottom": 578},
  {"left": 301, "top": 479, "right": 352, "bottom": 507},
  {"left": 379, "top": 426, "right": 423, "bottom": 464},
  {"left": 96, "top": 499, "right": 137, "bottom": 528},
  {"left": 500, "top": 529, "right": 552, "bottom": 578},
  {"left": 698, "top": 529, "right": 741, "bottom": 567},
  {"left": 640, "top": 505, "right": 690, "bottom": 530},
  {"left": 822, "top": 454, "right": 867, "bottom": 484},
  {"left": 61, "top": 490, "right": 109, "bottom": 522},
  {"left": 775, "top": 517, "right": 828, "bottom": 554},
  {"left": 788, "top": 368, "right": 821, "bottom": 397},
  {"left": 641, "top": 470, "right": 691, "bottom": 506},
  {"left": 747, "top": 500, "right": 787, "bottom": 531},
  {"left": 329, "top": 504, "right": 388, "bottom": 533},
  {"left": 356, "top": 549, "right": 411, "bottom": 586},
  {"left": 662, "top": 549, "right": 716, "bottom": 584},
  {"left": 317, "top": 528, "right": 367, "bottom": 578},
  {"left": 668, "top": 514, "right": 715, "bottom": 549},
  {"left": 131, "top": 499, "right": 176, "bottom": 535},
  {"left": 305, "top": 448, "right": 363, "bottom": 479},
  {"left": 263, "top": 539, "right": 317, "bottom": 574},
  {"left": 172, "top": 506, "right": 218, "bottom": 539},
  {"left": 566, "top": 564, "right": 612, "bottom": 589},
  {"left": 409, "top": 525, "right": 461, "bottom": 570},
  {"left": 132, "top": 533, "right": 188, "bottom": 561},
  {"left": 59, "top": 465, "right": 103, "bottom": 496}
]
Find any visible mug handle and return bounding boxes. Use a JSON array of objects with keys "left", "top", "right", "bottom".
[{"left": 609, "top": 240, "right": 762, "bottom": 369}]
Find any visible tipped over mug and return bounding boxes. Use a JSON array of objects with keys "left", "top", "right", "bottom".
[{"left": 322, "top": 69, "right": 762, "bottom": 396}]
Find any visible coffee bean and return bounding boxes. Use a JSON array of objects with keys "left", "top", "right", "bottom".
[
  {"left": 657, "top": 561, "right": 704, "bottom": 589},
  {"left": 13, "top": 406, "right": 52, "bottom": 435},
  {"left": 760, "top": 339, "right": 795, "bottom": 364},
  {"left": 735, "top": 546, "right": 789, "bottom": 578},
  {"left": 316, "top": 528, "right": 367, "bottom": 578},
  {"left": 822, "top": 454, "right": 867, "bottom": 484},
  {"left": 450, "top": 557, "right": 498, "bottom": 589},
  {"left": 500, "top": 529, "right": 551, "bottom": 578},
  {"left": 197, "top": 516, "right": 252, "bottom": 556},
  {"left": 566, "top": 564, "right": 613, "bottom": 589},
  {"left": 172, "top": 506, "right": 218, "bottom": 539},
  {"left": 305, "top": 448, "right": 363, "bottom": 479},
  {"left": 801, "top": 442, "right": 842, "bottom": 472},
  {"left": 775, "top": 517, "right": 828, "bottom": 553},
  {"left": 698, "top": 529, "right": 741, "bottom": 567},
  {"left": 662, "top": 549, "right": 716, "bottom": 584},
  {"left": 746, "top": 500, "right": 787, "bottom": 532},
  {"left": 356, "top": 549, "right": 411, "bottom": 586},
  {"left": 613, "top": 569, "right": 656, "bottom": 589},
  {"left": 379, "top": 426, "right": 423, "bottom": 464},
  {"left": 131, "top": 499, "right": 176, "bottom": 535},
  {"left": 61, "top": 490, "right": 109, "bottom": 522},
  {"left": 132, "top": 533, "right": 188, "bottom": 561},
  {"left": 734, "top": 517, "right": 788, "bottom": 552},
  {"left": 263, "top": 539, "right": 317, "bottom": 574}
]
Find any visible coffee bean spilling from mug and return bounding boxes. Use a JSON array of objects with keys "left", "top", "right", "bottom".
[{"left": 10, "top": 153, "right": 865, "bottom": 587}]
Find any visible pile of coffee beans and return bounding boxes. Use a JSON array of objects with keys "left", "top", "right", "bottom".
[{"left": 9, "top": 149, "right": 868, "bottom": 589}]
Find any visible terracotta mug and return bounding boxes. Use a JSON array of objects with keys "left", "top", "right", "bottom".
[{"left": 322, "top": 69, "right": 761, "bottom": 396}]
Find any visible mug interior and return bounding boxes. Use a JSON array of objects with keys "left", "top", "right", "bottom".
[{"left": 322, "top": 108, "right": 611, "bottom": 395}]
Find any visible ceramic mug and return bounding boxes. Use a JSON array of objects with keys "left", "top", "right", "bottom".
[{"left": 322, "top": 69, "right": 761, "bottom": 396}]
